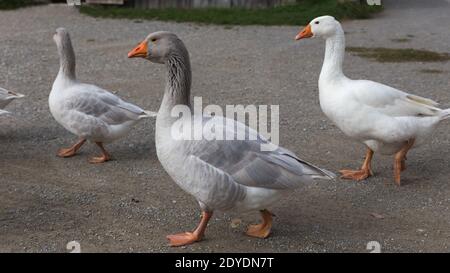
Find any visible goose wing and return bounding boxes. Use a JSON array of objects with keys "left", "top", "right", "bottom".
[
  {"left": 64, "top": 83, "right": 147, "bottom": 125},
  {"left": 186, "top": 116, "right": 335, "bottom": 190},
  {"left": 351, "top": 80, "right": 441, "bottom": 117}
]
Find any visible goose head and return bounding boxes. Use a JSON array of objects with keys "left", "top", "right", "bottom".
[
  {"left": 295, "top": 15, "right": 340, "bottom": 40},
  {"left": 53, "top": 27, "right": 71, "bottom": 47},
  {"left": 127, "top": 31, "right": 187, "bottom": 64}
]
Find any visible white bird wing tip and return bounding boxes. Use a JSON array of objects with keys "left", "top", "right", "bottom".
[
  {"left": 8, "top": 91, "right": 25, "bottom": 98},
  {"left": 406, "top": 94, "right": 440, "bottom": 108},
  {"left": 313, "top": 168, "right": 337, "bottom": 180},
  {"left": 141, "top": 110, "right": 158, "bottom": 118}
]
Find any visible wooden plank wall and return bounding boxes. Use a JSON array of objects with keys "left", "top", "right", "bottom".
[
  {"left": 131, "top": 0, "right": 296, "bottom": 9},
  {"left": 86, "top": 0, "right": 124, "bottom": 4}
]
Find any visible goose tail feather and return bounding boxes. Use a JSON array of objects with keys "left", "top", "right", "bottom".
[
  {"left": 440, "top": 108, "right": 450, "bottom": 121},
  {"left": 139, "top": 110, "right": 158, "bottom": 119}
]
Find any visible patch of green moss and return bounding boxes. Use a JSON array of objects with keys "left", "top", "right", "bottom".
[
  {"left": 347, "top": 47, "right": 450, "bottom": 62},
  {"left": 390, "top": 38, "right": 411, "bottom": 43},
  {"left": 419, "top": 69, "right": 444, "bottom": 74}
]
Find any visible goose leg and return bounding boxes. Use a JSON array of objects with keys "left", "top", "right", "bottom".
[
  {"left": 401, "top": 156, "right": 407, "bottom": 171},
  {"left": 57, "top": 139, "right": 86, "bottom": 158},
  {"left": 167, "top": 211, "right": 213, "bottom": 247},
  {"left": 89, "top": 142, "right": 111, "bottom": 164},
  {"left": 394, "top": 139, "right": 415, "bottom": 186},
  {"left": 339, "top": 148, "right": 374, "bottom": 181},
  {"left": 246, "top": 209, "right": 273, "bottom": 239}
]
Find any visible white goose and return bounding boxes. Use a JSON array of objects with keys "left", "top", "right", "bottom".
[
  {"left": 50, "top": 28, "right": 155, "bottom": 163},
  {"left": 295, "top": 16, "right": 450, "bottom": 185},
  {"left": 0, "top": 87, "right": 24, "bottom": 110},
  {"left": 128, "top": 31, "right": 335, "bottom": 247}
]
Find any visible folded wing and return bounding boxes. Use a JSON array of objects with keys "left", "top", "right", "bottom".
[
  {"left": 64, "top": 83, "right": 147, "bottom": 125},
  {"left": 352, "top": 80, "right": 442, "bottom": 117},
  {"left": 189, "top": 116, "right": 335, "bottom": 190}
]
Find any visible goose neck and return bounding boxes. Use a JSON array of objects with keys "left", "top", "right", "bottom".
[
  {"left": 57, "top": 39, "right": 76, "bottom": 81},
  {"left": 319, "top": 28, "right": 346, "bottom": 83},
  {"left": 158, "top": 53, "right": 192, "bottom": 122}
]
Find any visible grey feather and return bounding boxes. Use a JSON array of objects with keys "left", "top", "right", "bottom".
[
  {"left": 64, "top": 84, "right": 146, "bottom": 125},
  {"left": 188, "top": 116, "right": 335, "bottom": 190}
]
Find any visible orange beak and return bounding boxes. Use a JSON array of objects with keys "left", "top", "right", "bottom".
[
  {"left": 295, "top": 24, "right": 313, "bottom": 40},
  {"left": 128, "top": 41, "right": 148, "bottom": 58}
]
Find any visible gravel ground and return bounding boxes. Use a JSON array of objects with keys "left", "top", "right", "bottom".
[{"left": 0, "top": 0, "right": 449, "bottom": 253}]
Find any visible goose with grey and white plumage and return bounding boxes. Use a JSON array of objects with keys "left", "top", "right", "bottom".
[
  {"left": 128, "top": 31, "right": 335, "bottom": 247},
  {"left": 50, "top": 28, "right": 156, "bottom": 163}
]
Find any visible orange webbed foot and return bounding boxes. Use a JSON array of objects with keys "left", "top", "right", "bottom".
[
  {"left": 166, "top": 232, "right": 201, "bottom": 247},
  {"left": 56, "top": 139, "right": 86, "bottom": 158},
  {"left": 166, "top": 211, "right": 213, "bottom": 247},
  {"left": 88, "top": 155, "right": 110, "bottom": 164},
  {"left": 57, "top": 148, "right": 77, "bottom": 158},
  {"left": 246, "top": 223, "right": 271, "bottom": 239},
  {"left": 245, "top": 209, "right": 273, "bottom": 239},
  {"left": 89, "top": 142, "right": 111, "bottom": 164},
  {"left": 339, "top": 169, "right": 372, "bottom": 181}
]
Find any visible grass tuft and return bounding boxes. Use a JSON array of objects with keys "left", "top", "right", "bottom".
[
  {"left": 390, "top": 38, "right": 411, "bottom": 43},
  {"left": 419, "top": 69, "right": 444, "bottom": 74},
  {"left": 347, "top": 47, "right": 450, "bottom": 63},
  {"left": 78, "top": 0, "right": 383, "bottom": 26}
]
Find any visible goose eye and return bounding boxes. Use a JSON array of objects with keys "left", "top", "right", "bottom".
[
  {"left": 151, "top": 38, "right": 157, "bottom": 42},
  {"left": 315, "top": 21, "right": 320, "bottom": 25}
]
